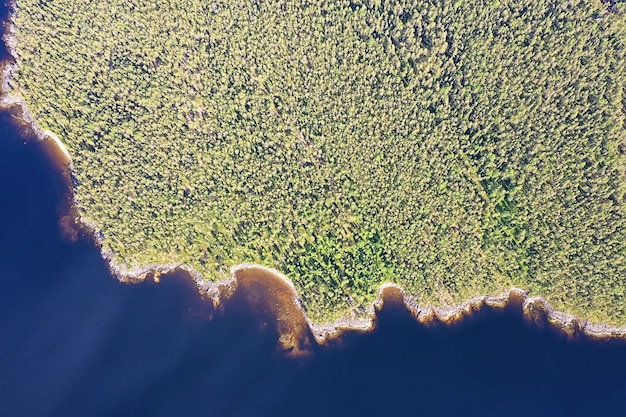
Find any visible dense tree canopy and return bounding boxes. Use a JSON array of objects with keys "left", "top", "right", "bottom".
[{"left": 8, "top": 0, "right": 626, "bottom": 323}]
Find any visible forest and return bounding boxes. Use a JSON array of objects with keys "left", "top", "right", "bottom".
[{"left": 7, "top": 0, "right": 626, "bottom": 323}]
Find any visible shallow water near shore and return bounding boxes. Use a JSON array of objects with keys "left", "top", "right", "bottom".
[{"left": 2, "top": 101, "right": 626, "bottom": 416}]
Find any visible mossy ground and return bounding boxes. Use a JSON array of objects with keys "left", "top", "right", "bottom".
[{"left": 8, "top": 0, "right": 626, "bottom": 323}]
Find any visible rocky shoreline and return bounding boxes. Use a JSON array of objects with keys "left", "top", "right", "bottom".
[{"left": 2, "top": 2, "right": 625, "bottom": 355}]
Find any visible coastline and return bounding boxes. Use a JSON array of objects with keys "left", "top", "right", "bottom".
[{"left": 2, "top": 5, "right": 625, "bottom": 354}]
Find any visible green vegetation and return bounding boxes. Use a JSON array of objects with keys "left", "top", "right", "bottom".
[{"left": 8, "top": 0, "right": 626, "bottom": 323}]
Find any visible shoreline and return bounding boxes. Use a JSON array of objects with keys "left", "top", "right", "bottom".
[
  {"left": 3, "top": 97, "right": 625, "bottom": 353},
  {"left": 2, "top": 5, "right": 625, "bottom": 353}
]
